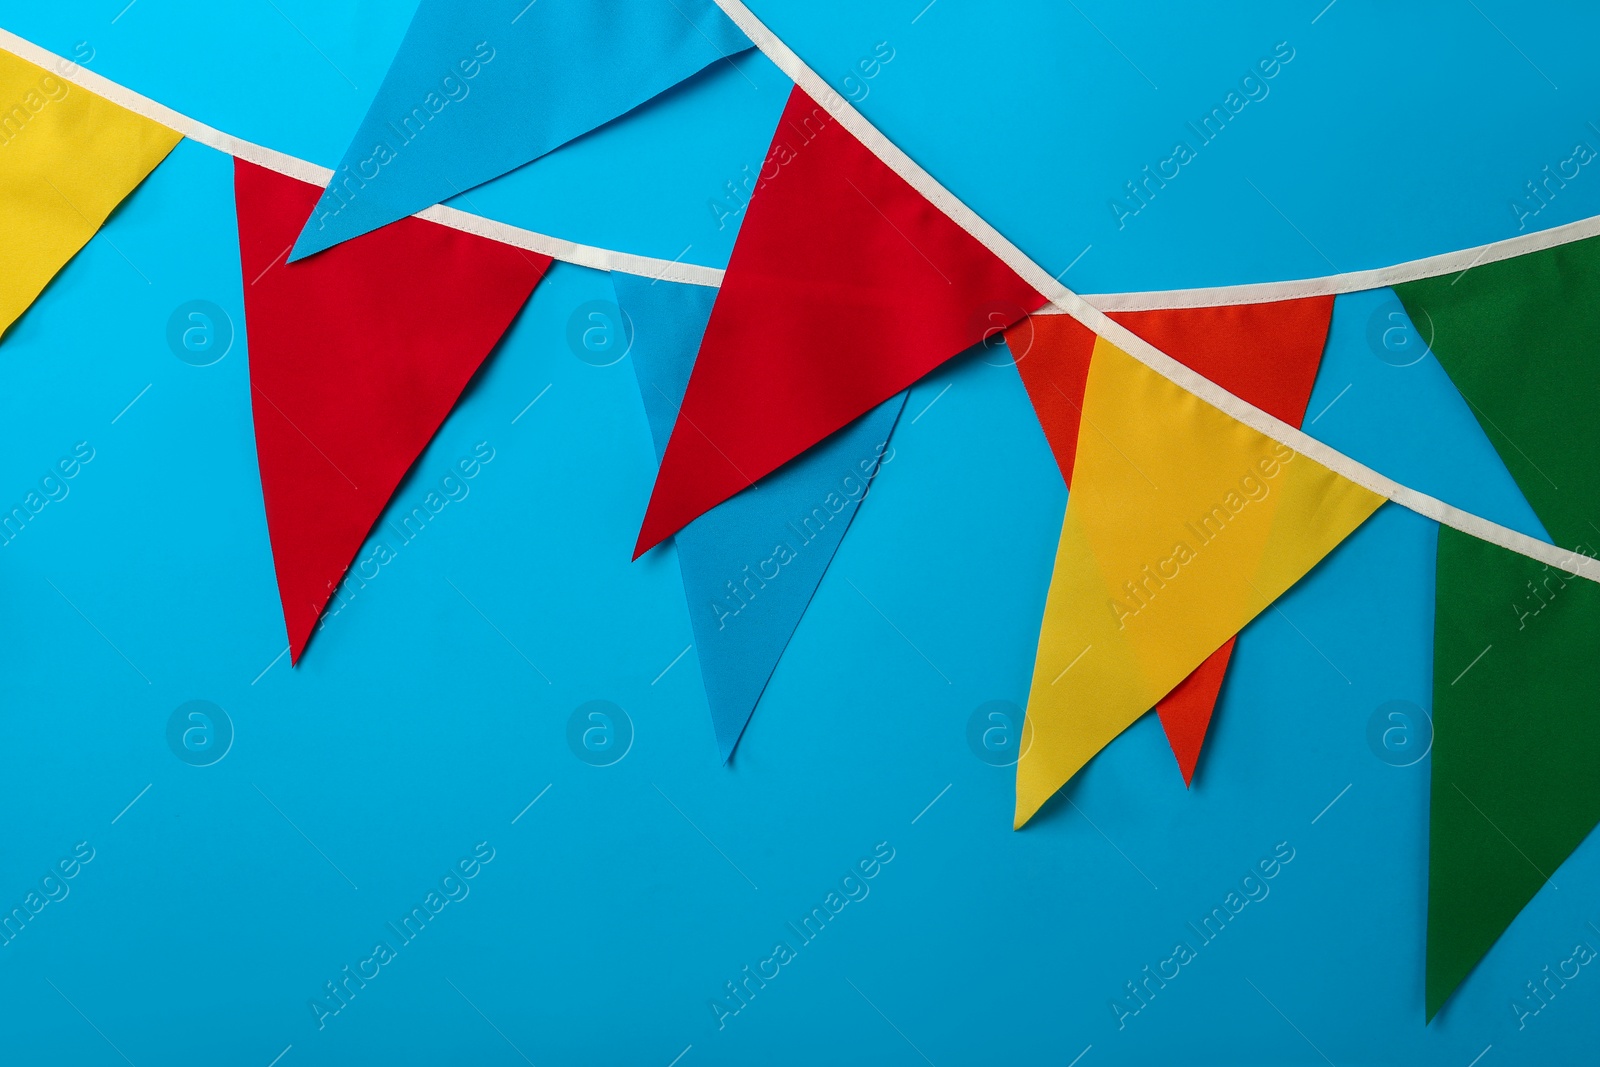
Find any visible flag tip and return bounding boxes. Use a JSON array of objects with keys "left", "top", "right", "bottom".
[
  {"left": 1012, "top": 803, "right": 1035, "bottom": 831},
  {"left": 285, "top": 226, "right": 323, "bottom": 265},
  {"left": 632, "top": 513, "right": 672, "bottom": 560}
]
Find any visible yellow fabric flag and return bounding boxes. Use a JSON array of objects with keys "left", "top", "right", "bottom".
[
  {"left": 1015, "top": 338, "right": 1384, "bottom": 828},
  {"left": 1, "top": 50, "right": 180, "bottom": 340}
]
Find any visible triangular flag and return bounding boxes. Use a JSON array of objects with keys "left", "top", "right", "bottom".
[
  {"left": 1010, "top": 296, "right": 1334, "bottom": 482},
  {"left": 614, "top": 272, "right": 905, "bottom": 761},
  {"left": 1010, "top": 296, "right": 1334, "bottom": 785},
  {"left": 1155, "top": 635, "right": 1235, "bottom": 787},
  {"left": 1107, "top": 296, "right": 1334, "bottom": 426},
  {"left": 1302, "top": 288, "right": 1551, "bottom": 543},
  {"left": 0, "top": 50, "right": 180, "bottom": 340},
  {"left": 1014, "top": 338, "right": 1384, "bottom": 828},
  {"left": 1394, "top": 237, "right": 1600, "bottom": 550},
  {"left": 235, "top": 159, "right": 550, "bottom": 660},
  {"left": 1427, "top": 527, "right": 1600, "bottom": 1019},
  {"left": 290, "top": 0, "right": 750, "bottom": 260},
  {"left": 619, "top": 275, "right": 715, "bottom": 459},
  {"left": 1010, "top": 312, "right": 1096, "bottom": 484},
  {"left": 632, "top": 85, "right": 1045, "bottom": 556}
]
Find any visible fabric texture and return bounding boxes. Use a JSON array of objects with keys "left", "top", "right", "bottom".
[
  {"left": 0, "top": 49, "right": 180, "bottom": 340},
  {"left": 615, "top": 272, "right": 905, "bottom": 762},
  {"left": 1015, "top": 338, "right": 1384, "bottom": 828},
  {"left": 1301, "top": 288, "right": 1551, "bottom": 545},
  {"left": 1155, "top": 634, "right": 1235, "bottom": 787},
  {"left": 1108, "top": 297, "right": 1334, "bottom": 425},
  {"left": 290, "top": 0, "right": 750, "bottom": 259},
  {"left": 236, "top": 159, "right": 549, "bottom": 660},
  {"left": 1010, "top": 297, "right": 1334, "bottom": 785},
  {"left": 1010, "top": 313, "right": 1097, "bottom": 485},
  {"left": 1394, "top": 237, "right": 1600, "bottom": 551},
  {"left": 632, "top": 84, "right": 1045, "bottom": 556},
  {"left": 1427, "top": 526, "right": 1600, "bottom": 1019}
]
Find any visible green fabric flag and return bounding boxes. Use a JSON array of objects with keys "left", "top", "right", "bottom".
[
  {"left": 1395, "top": 237, "right": 1600, "bottom": 552},
  {"left": 1428, "top": 526, "right": 1600, "bottom": 1019}
]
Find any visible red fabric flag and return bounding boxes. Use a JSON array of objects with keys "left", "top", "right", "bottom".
[
  {"left": 1156, "top": 636, "right": 1237, "bottom": 786},
  {"left": 632, "top": 85, "right": 1046, "bottom": 557},
  {"left": 1107, "top": 297, "right": 1335, "bottom": 427},
  {"left": 234, "top": 160, "right": 550, "bottom": 661},
  {"left": 1009, "top": 296, "right": 1333, "bottom": 783},
  {"left": 1010, "top": 313, "right": 1096, "bottom": 484}
]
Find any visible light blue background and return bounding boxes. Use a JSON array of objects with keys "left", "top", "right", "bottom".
[{"left": 0, "top": 2, "right": 1597, "bottom": 1064}]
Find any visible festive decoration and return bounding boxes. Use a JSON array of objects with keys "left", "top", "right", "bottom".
[
  {"left": 1010, "top": 312, "right": 1095, "bottom": 484},
  {"left": 0, "top": 49, "right": 179, "bottom": 340},
  {"left": 1395, "top": 236, "right": 1600, "bottom": 551},
  {"left": 1014, "top": 337, "right": 1384, "bottom": 828},
  {"left": 236, "top": 159, "right": 550, "bottom": 659},
  {"left": 1299, "top": 289, "right": 1551, "bottom": 544},
  {"left": 632, "top": 84, "right": 1046, "bottom": 556},
  {"left": 1155, "top": 635, "right": 1235, "bottom": 787},
  {"left": 1011, "top": 297, "right": 1333, "bottom": 784},
  {"left": 1428, "top": 527, "right": 1600, "bottom": 1018},
  {"left": 615, "top": 273, "right": 905, "bottom": 761},
  {"left": 290, "top": 0, "right": 750, "bottom": 260},
  {"left": 5, "top": 20, "right": 1600, "bottom": 1033},
  {"left": 1106, "top": 297, "right": 1334, "bottom": 424}
]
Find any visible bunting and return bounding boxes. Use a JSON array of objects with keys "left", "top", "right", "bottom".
[
  {"left": 1394, "top": 236, "right": 1600, "bottom": 551},
  {"left": 1299, "top": 289, "right": 1551, "bottom": 544},
  {"left": 0, "top": 49, "right": 179, "bottom": 340},
  {"left": 1156, "top": 635, "right": 1236, "bottom": 787},
  {"left": 1014, "top": 337, "right": 1383, "bottom": 828},
  {"left": 290, "top": 0, "right": 751, "bottom": 260},
  {"left": 632, "top": 84, "right": 1046, "bottom": 556},
  {"left": 1010, "top": 297, "right": 1334, "bottom": 784},
  {"left": 615, "top": 272, "right": 904, "bottom": 761},
  {"left": 5, "top": 18, "right": 1600, "bottom": 1037},
  {"left": 236, "top": 159, "right": 550, "bottom": 659},
  {"left": 1428, "top": 527, "right": 1600, "bottom": 1018},
  {"left": 1107, "top": 297, "right": 1334, "bottom": 425},
  {"left": 1009, "top": 313, "right": 1096, "bottom": 485}
]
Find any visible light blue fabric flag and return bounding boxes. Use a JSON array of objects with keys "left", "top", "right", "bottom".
[
  {"left": 614, "top": 273, "right": 906, "bottom": 762},
  {"left": 290, "top": 0, "right": 751, "bottom": 260}
]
